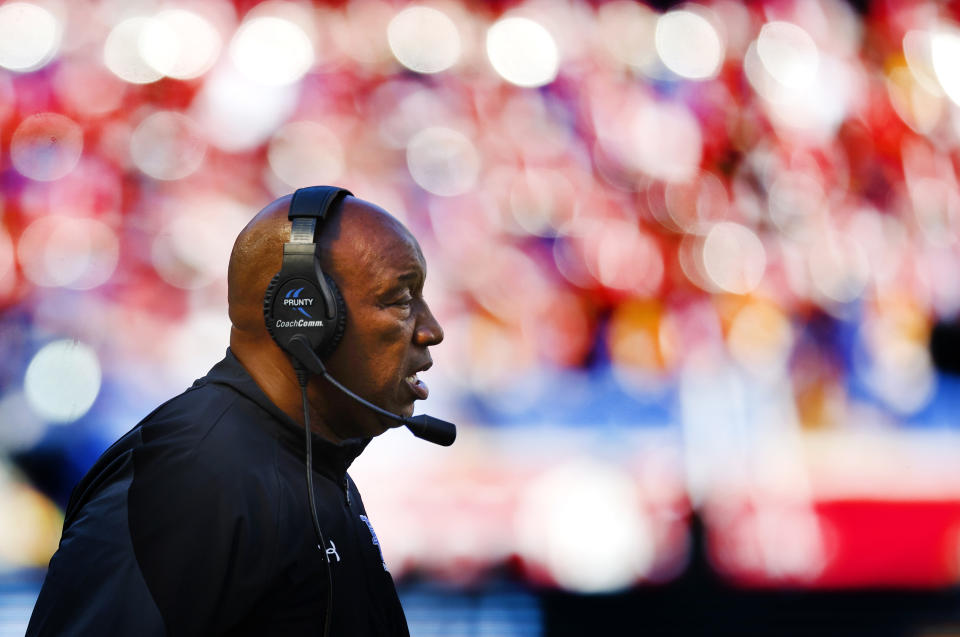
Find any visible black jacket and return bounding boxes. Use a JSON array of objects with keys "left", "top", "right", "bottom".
[{"left": 27, "top": 350, "right": 409, "bottom": 636}]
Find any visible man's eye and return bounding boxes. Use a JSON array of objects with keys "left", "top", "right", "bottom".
[{"left": 393, "top": 297, "right": 413, "bottom": 307}]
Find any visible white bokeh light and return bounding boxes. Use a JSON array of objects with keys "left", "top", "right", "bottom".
[
  {"left": 0, "top": 392, "right": 47, "bottom": 451},
  {"left": 191, "top": 62, "right": 299, "bottom": 152},
  {"left": 140, "top": 8, "right": 222, "bottom": 80},
  {"left": 230, "top": 15, "right": 314, "bottom": 86},
  {"left": 655, "top": 9, "right": 724, "bottom": 80},
  {"left": 516, "top": 460, "right": 656, "bottom": 592},
  {"left": 902, "top": 29, "right": 943, "bottom": 96},
  {"left": 104, "top": 17, "right": 165, "bottom": 84},
  {"left": 130, "top": 111, "right": 207, "bottom": 181},
  {"left": 744, "top": 27, "right": 856, "bottom": 139},
  {"left": 702, "top": 222, "right": 766, "bottom": 294},
  {"left": 0, "top": 2, "right": 60, "bottom": 72},
  {"left": 151, "top": 195, "right": 249, "bottom": 289},
  {"left": 596, "top": 1, "right": 659, "bottom": 73},
  {"left": 486, "top": 16, "right": 559, "bottom": 88},
  {"left": 931, "top": 27, "right": 960, "bottom": 106},
  {"left": 267, "top": 121, "right": 344, "bottom": 189},
  {"left": 24, "top": 340, "right": 101, "bottom": 424},
  {"left": 406, "top": 126, "right": 480, "bottom": 196},
  {"left": 628, "top": 100, "right": 703, "bottom": 183},
  {"left": 11, "top": 113, "right": 83, "bottom": 181},
  {"left": 756, "top": 21, "right": 819, "bottom": 90},
  {"left": 388, "top": 6, "right": 461, "bottom": 74},
  {"left": 17, "top": 216, "right": 119, "bottom": 289}
]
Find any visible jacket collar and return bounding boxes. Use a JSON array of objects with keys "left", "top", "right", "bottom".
[{"left": 202, "top": 349, "right": 370, "bottom": 479}]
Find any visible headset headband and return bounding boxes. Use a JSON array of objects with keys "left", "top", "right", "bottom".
[{"left": 288, "top": 187, "right": 352, "bottom": 243}]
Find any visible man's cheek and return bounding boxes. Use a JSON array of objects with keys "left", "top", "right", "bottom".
[{"left": 376, "top": 325, "right": 410, "bottom": 345}]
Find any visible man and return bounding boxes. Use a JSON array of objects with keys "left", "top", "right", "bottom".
[{"left": 27, "top": 190, "right": 444, "bottom": 635}]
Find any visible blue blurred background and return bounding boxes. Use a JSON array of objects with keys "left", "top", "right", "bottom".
[{"left": 3, "top": 0, "right": 960, "bottom": 634}]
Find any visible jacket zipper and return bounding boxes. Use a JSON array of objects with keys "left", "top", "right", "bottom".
[{"left": 342, "top": 477, "right": 351, "bottom": 507}]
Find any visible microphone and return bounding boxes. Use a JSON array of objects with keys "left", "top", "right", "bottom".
[
  {"left": 404, "top": 414, "right": 456, "bottom": 447},
  {"left": 287, "top": 335, "right": 457, "bottom": 446}
]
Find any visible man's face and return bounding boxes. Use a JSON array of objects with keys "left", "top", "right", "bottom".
[{"left": 318, "top": 217, "right": 444, "bottom": 439}]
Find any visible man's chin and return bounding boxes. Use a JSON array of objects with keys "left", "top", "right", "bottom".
[
  {"left": 383, "top": 406, "right": 413, "bottom": 430},
  {"left": 363, "top": 416, "right": 400, "bottom": 439}
]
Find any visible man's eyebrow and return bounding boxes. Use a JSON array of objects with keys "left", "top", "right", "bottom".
[
  {"left": 395, "top": 271, "right": 420, "bottom": 283},
  {"left": 376, "top": 270, "right": 422, "bottom": 295}
]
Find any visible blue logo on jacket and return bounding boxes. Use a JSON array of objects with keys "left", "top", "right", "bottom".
[{"left": 359, "top": 515, "right": 388, "bottom": 571}]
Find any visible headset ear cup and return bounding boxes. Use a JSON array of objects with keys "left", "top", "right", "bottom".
[
  {"left": 263, "top": 272, "right": 283, "bottom": 346},
  {"left": 319, "top": 273, "right": 347, "bottom": 357}
]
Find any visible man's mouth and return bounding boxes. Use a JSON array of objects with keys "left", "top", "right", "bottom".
[{"left": 405, "top": 373, "right": 429, "bottom": 400}]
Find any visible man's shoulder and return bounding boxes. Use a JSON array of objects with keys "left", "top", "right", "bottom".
[
  {"left": 134, "top": 379, "right": 284, "bottom": 476},
  {"left": 74, "top": 380, "right": 277, "bottom": 505},
  {"left": 139, "top": 379, "right": 247, "bottom": 443}
]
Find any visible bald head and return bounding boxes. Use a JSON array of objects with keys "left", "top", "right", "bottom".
[{"left": 227, "top": 193, "right": 413, "bottom": 340}]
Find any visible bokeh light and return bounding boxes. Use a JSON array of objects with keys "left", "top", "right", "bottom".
[
  {"left": 388, "top": 6, "right": 461, "bottom": 74},
  {"left": 17, "top": 216, "right": 119, "bottom": 289},
  {"left": 191, "top": 61, "right": 299, "bottom": 152},
  {"left": 931, "top": 26, "right": 960, "bottom": 107},
  {"left": 807, "top": 235, "right": 869, "bottom": 304},
  {"left": 229, "top": 15, "right": 313, "bottom": 86},
  {"left": 486, "top": 16, "right": 559, "bottom": 88},
  {"left": 140, "top": 8, "right": 222, "bottom": 80},
  {"left": 406, "top": 126, "right": 480, "bottom": 196},
  {"left": 886, "top": 63, "right": 943, "bottom": 135},
  {"left": 24, "top": 340, "right": 102, "bottom": 424},
  {"left": 862, "top": 333, "right": 936, "bottom": 415},
  {"left": 517, "top": 460, "right": 656, "bottom": 592},
  {"left": 267, "top": 121, "right": 345, "bottom": 190},
  {"left": 103, "top": 17, "right": 164, "bottom": 85},
  {"left": 655, "top": 8, "right": 724, "bottom": 80},
  {"left": 902, "top": 29, "right": 943, "bottom": 96},
  {"left": 596, "top": 1, "right": 658, "bottom": 73},
  {"left": 0, "top": 470, "right": 62, "bottom": 567},
  {"left": 727, "top": 301, "right": 794, "bottom": 378},
  {"left": 0, "top": 2, "right": 60, "bottom": 72},
  {"left": 53, "top": 57, "right": 127, "bottom": 117},
  {"left": 150, "top": 194, "right": 250, "bottom": 290},
  {"left": 0, "top": 392, "right": 46, "bottom": 452},
  {"left": 581, "top": 219, "right": 664, "bottom": 295},
  {"left": 756, "top": 21, "right": 819, "bottom": 92},
  {"left": 11, "top": 113, "right": 83, "bottom": 181},
  {"left": 701, "top": 222, "right": 766, "bottom": 294},
  {"left": 628, "top": 100, "right": 703, "bottom": 183},
  {"left": 129, "top": 111, "right": 207, "bottom": 181}
]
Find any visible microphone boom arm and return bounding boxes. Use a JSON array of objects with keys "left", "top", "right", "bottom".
[{"left": 287, "top": 335, "right": 456, "bottom": 446}]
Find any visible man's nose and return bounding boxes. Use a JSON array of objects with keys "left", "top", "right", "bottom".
[{"left": 414, "top": 302, "right": 444, "bottom": 346}]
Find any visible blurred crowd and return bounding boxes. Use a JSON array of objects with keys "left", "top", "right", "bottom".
[{"left": 1, "top": 0, "right": 960, "bottom": 594}]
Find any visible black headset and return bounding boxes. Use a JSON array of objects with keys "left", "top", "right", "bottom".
[{"left": 263, "top": 185, "right": 352, "bottom": 363}]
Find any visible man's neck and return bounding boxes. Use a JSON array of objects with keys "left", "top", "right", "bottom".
[{"left": 229, "top": 331, "right": 345, "bottom": 442}]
